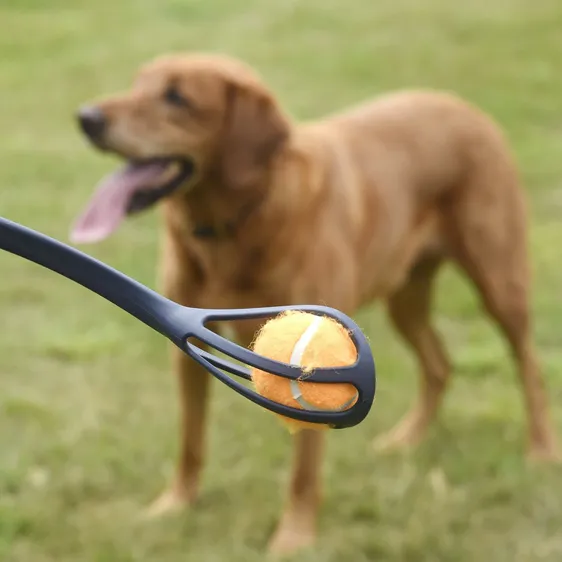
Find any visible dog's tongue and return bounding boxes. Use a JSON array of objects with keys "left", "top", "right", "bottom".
[{"left": 70, "top": 161, "right": 168, "bottom": 244}]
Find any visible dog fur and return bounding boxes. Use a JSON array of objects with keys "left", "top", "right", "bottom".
[{"left": 77, "top": 52, "right": 559, "bottom": 555}]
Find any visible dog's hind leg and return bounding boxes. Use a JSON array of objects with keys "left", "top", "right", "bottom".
[
  {"left": 374, "top": 257, "right": 451, "bottom": 452},
  {"left": 445, "top": 157, "right": 559, "bottom": 461}
]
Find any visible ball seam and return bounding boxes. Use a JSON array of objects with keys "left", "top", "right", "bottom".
[{"left": 289, "top": 316, "right": 358, "bottom": 412}]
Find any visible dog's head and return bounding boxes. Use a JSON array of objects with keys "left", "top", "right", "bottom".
[{"left": 71, "top": 53, "right": 290, "bottom": 244}]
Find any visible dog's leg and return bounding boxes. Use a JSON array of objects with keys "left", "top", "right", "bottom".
[
  {"left": 268, "top": 429, "right": 325, "bottom": 556},
  {"left": 227, "top": 322, "right": 324, "bottom": 556},
  {"left": 447, "top": 185, "right": 559, "bottom": 461},
  {"left": 145, "top": 230, "right": 212, "bottom": 518},
  {"left": 145, "top": 340, "right": 212, "bottom": 517},
  {"left": 374, "top": 258, "right": 450, "bottom": 452}
]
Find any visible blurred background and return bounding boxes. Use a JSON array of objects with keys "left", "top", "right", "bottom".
[{"left": 1, "top": 0, "right": 562, "bottom": 560}]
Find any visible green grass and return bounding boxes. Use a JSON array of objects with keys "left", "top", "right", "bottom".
[{"left": 1, "top": 0, "right": 562, "bottom": 560}]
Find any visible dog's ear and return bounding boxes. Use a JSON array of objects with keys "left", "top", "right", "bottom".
[{"left": 220, "top": 83, "right": 289, "bottom": 190}]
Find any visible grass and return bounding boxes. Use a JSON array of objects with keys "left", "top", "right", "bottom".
[{"left": 1, "top": 0, "right": 562, "bottom": 560}]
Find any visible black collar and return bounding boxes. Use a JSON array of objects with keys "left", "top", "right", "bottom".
[
  {"left": 191, "top": 193, "right": 266, "bottom": 240},
  {"left": 192, "top": 222, "right": 235, "bottom": 239}
]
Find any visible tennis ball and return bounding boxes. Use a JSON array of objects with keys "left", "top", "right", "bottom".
[{"left": 251, "top": 310, "right": 359, "bottom": 433}]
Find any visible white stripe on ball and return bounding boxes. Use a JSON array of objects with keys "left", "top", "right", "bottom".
[{"left": 288, "top": 315, "right": 358, "bottom": 412}]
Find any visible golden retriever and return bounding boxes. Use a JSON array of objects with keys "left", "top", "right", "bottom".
[{"left": 71, "top": 52, "right": 558, "bottom": 555}]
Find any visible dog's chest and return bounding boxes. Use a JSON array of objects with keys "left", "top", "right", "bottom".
[{"left": 196, "top": 240, "right": 284, "bottom": 306}]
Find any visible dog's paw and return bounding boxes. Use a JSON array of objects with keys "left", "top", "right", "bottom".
[
  {"left": 527, "top": 442, "right": 562, "bottom": 464},
  {"left": 267, "top": 524, "right": 316, "bottom": 559},
  {"left": 372, "top": 428, "right": 421, "bottom": 454},
  {"left": 141, "top": 487, "right": 192, "bottom": 520}
]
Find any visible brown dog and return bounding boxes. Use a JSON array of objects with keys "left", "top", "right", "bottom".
[{"left": 71, "top": 52, "right": 558, "bottom": 554}]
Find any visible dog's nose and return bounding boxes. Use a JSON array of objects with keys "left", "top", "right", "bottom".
[{"left": 77, "top": 106, "right": 107, "bottom": 140}]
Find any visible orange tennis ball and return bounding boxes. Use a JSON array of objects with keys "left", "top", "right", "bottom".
[{"left": 251, "top": 310, "right": 359, "bottom": 433}]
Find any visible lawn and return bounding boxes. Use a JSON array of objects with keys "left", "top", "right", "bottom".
[{"left": 1, "top": 0, "right": 562, "bottom": 560}]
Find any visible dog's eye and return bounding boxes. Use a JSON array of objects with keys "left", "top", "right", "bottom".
[{"left": 164, "top": 86, "right": 191, "bottom": 108}]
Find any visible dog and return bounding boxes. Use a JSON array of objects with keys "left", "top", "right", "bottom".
[{"left": 71, "top": 52, "right": 559, "bottom": 555}]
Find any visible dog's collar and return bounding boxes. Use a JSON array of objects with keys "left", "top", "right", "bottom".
[
  {"left": 192, "top": 193, "right": 266, "bottom": 240},
  {"left": 192, "top": 222, "right": 235, "bottom": 239}
]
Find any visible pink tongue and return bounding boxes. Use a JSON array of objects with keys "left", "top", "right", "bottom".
[{"left": 70, "top": 161, "right": 168, "bottom": 244}]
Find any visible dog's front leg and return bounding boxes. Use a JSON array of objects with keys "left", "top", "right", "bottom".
[
  {"left": 268, "top": 429, "right": 325, "bottom": 555},
  {"left": 145, "top": 341, "right": 212, "bottom": 517},
  {"left": 144, "top": 227, "right": 211, "bottom": 517}
]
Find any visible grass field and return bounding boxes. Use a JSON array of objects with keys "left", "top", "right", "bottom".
[{"left": 2, "top": 0, "right": 562, "bottom": 560}]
